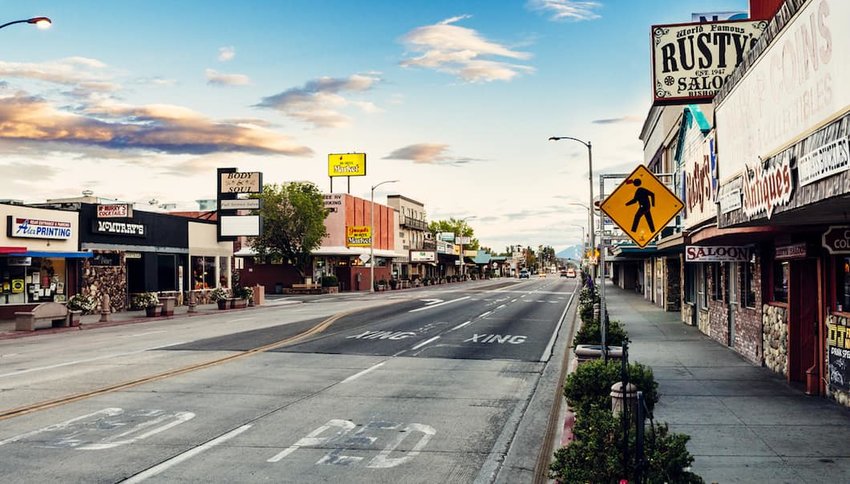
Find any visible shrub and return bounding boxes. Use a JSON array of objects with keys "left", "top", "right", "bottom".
[
  {"left": 67, "top": 293, "right": 97, "bottom": 314},
  {"left": 564, "top": 358, "right": 659, "bottom": 417},
  {"left": 131, "top": 292, "right": 159, "bottom": 309},
  {"left": 210, "top": 287, "right": 230, "bottom": 302},
  {"left": 320, "top": 275, "right": 338, "bottom": 287},
  {"left": 549, "top": 408, "right": 703, "bottom": 483},
  {"left": 235, "top": 286, "right": 253, "bottom": 300},
  {"left": 573, "top": 318, "right": 628, "bottom": 348}
]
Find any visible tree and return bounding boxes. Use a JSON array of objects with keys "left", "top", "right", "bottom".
[
  {"left": 249, "top": 182, "right": 328, "bottom": 278},
  {"left": 428, "top": 218, "right": 479, "bottom": 250}
]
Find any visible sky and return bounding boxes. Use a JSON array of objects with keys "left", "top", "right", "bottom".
[{"left": 0, "top": 0, "right": 747, "bottom": 253}]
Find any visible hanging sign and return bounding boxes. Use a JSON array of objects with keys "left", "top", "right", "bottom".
[
  {"left": 823, "top": 226, "right": 850, "bottom": 254},
  {"left": 775, "top": 243, "right": 809, "bottom": 261}
]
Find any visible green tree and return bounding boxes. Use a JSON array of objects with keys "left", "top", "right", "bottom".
[
  {"left": 250, "top": 182, "right": 328, "bottom": 278},
  {"left": 428, "top": 218, "right": 479, "bottom": 250}
]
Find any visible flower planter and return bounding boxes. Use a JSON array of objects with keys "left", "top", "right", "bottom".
[
  {"left": 231, "top": 298, "right": 248, "bottom": 309},
  {"left": 145, "top": 305, "right": 161, "bottom": 317},
  {"left": 69, "top": 310, "right": 82, "bottom": 327},
  {"left": 217, "top": 299, "right": 228, "bottom": 310}
]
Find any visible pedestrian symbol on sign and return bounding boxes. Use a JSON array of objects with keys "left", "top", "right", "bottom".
[{"left": 625, "top": 178, "right": 656, "bottom": 233}]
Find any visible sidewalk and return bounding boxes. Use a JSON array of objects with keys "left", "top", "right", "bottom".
[
  {"left": 0, "top": 297, "right": 303, "bottom": 340},
  {"left": 605, "top": 282, "right": 850, "bottom": 483}
]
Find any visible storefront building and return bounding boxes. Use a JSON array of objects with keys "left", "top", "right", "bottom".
[
  {"left": 714, "top": 0, "right": 849, "bottom": 397},
  {"left": 386, "top": 195, "right": 430, "bottom": 281},
  {"left": 0, "top": 203, "right": 88, "bottom": 319}
]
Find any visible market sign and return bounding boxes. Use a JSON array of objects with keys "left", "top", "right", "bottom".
[
  {"left": 824, "top": 226, "right": 850, "bottom": 254},
  {"left": 346, "top": 225, "right": 372, "bottom": 247},
  {"left": 9, "top": 217, "right": 72, "bottom": 240},
  {"left": 651, "top": 19, "right": 766, "bottom": 105},
  {"left": 600, "top": 164, "right": 684, "bottom": 248},
  {"left": 798, "top": 136, "right": 850, "bottom": 187},
  {"left": 97, "top": 204, "right": 133, "bottom": 219},
  {"left": 410, "top": 250, "right": 436, "bottom": 262},
  {"left": 742, "top": 152, "right": 793, "bottom": 219},
  {"left": 685, "top": 246, "right": 749, "bottom": 263},
  {"left": 219, "top": 171, "right": 262, "bottom": 194},
  {"left": 328, "top": 153, "right": 366, "bottom": 177},
  {"left": 828, "top": 322, "right": 850, "bottom": 390},
  {"left": 94, "top": 220, "right": 146, "bottom": 237}
]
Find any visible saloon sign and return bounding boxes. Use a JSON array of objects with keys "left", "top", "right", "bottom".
[
  {"left": 651, "top": 19, "right": 766, "bottom": 104},
  {"left": 685, "top": 245, "right": 749, "bottom": 262}
]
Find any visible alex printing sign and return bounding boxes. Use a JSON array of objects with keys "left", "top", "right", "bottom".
[
  {"left": 685, "top": 246, "right": 749, "bottom": 262},
  {"left": 742, "top": 152, "right": 793, "bottom": 219},
  {"left": 651, "top": 19, "right": 766, "bottom": 104},
  {"left": 10, "top": 217, "right": 72, "bottom": 240}
]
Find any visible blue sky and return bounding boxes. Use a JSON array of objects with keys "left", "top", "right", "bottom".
[{"left": 0, "top": 0, "right": 747, "bottom": 252}]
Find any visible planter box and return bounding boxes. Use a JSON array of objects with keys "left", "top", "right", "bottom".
[
  {"left": 69, "top": 310, "right": 82, "bottom": 327},
  {"left": 145, "top": 305, "right": 162, "bottom": 317},
  {"left": 322, "top": 286, "right": 339, "bottom": 294},
  {"left": 160, "top": 297, "right": 176, "bottom": 317},
  {"left": 217, "top": 299, "right": 228, "bottom": 310},
  {"left": 231, "top": 298, "right": 248, "bottom": 309},
  {"left": 574, "top": 344, "right": 624, "bottom": 365}
]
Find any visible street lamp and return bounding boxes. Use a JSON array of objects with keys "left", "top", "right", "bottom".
[
  {"left": 370, "top": 179, "right": 398, "bottom": 293},
  {"left": 457, "top": 216, "right": 476, "bottom": 278},
  {"left": 549, "top": 136, "right": 595, "bottom": 280},
  {"left": 0, "top": 17, "right": 52, "bottom": 31}
]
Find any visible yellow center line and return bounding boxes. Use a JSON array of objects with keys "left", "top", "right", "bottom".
[{"left": 0, "top": 311, "right": 348, "bottom": 422}]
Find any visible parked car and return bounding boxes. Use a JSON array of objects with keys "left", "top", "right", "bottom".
[{"left": 519, "top": 269, "right": 530, "bottom": 279}]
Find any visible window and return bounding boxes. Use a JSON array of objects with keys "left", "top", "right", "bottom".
[
  {"left": 711, "top": 263, "right": 722, "bottom": 301},
  {"left": 0, "top": 257, "right": 66, "bottom": 304},
  {"left": 191, "top": 256, "right": 216, "bottom": 289},
  {"left": 684, "top": 264, "right": 696, "bottom": 304},
  {"left": 837, "top": 257, "right": 850, "bottom": 312},
  {"left": 742, "top": 258, "right": 757, "bottom": 308},
  {"left": 772, "top": 260, "right": 789, "bottom": 303}
]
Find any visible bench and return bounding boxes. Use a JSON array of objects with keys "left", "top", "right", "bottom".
[
  {"left": 15, "top": 302, "right": 70, "bottom": 331},
  {"left": 284, "top": 283, "right": 322, "bottom": 295}
]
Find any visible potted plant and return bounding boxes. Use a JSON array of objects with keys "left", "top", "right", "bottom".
[
  {"left": 132, "top": 292, "right": 160, "bottom": 317},
  {"left": 211, "top": 287, "right": 230, "bottom": 310},
  {"left": 67, "top": 293, "right": 96, "bottom": 326},
  {"left": 233, "top": 286, "right": 252, "bottom": 308},
  {"left": 321, "top": 275, "right": 339, "bottom": 294}
]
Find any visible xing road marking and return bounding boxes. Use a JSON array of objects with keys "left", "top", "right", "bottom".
[
  {"left": 464, "top": 334, "right": 527, "bottom": 344},
  {"left": 411, "top": 336, "right": 440, "bottom": 351},
  {"left": 346, "top": 330, "right": 416, "bottom": 340},
  {"left": 123, "top": 424, "right": 253, "bottom": 483},
  {"left": 408, "top": 296, "right": 470, "bottom": 313},
  {"left": 341, "top": 361, "right": 386, "bottom": 384}
]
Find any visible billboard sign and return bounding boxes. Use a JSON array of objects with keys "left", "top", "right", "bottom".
[
  {"left": 328, "top": 153, "right": 367, "bottom": 177},
  {"left": 651, "top": 19, "right": 766, "bottom": 104},
  {"left": 346, "top": 225, "right": 372, "bottom": 247}
]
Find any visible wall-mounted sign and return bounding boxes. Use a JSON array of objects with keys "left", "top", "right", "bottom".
[
  {"left": 823, "top": 226, "right": 850, "bottom": 254},
  {"left": 685, "top": 133, "right": 718, "bottom": 225},
  {"left": 717, "top": 176, "right": 742, "bottom": 214},
  {"left": 219, "top": 171, "right": 262, "bottom": 194},
  {"left": 97, "top": 204, "right": 133, "bottom": 219},
  {"left": 828, "top": 321, "right": 850, "bottom": 390},
  {"left": 742, "top": 152, "right": 793, "bottom": 219},
  {"left": 438, "top": 232, "right": 455, "bottom": 242},
  {"left": 219, "top": 198, "right": 261, "bottom": 210},
  {"left": 651, "top": 19, "right": 766, "bottom": 105},
  {"left": 410, "top": 250, "right": 436, "bottom": 262},
  {"left": 9, "top": 217, "right": 72, "bottom": 240},
  {"left": 346, "top": 225, "right": 372, "bottom": 247},
  {"left": 798, "top": 136, "right": 850, "bottom": 187},
  {"left": 775, "top": 243, "right": 809, "bottom": 261},
  {"left": 7, "top": 257, "right": 31, "bottom": 267},
  {"left": 456, "top": 236, "right": 471, "bottom": 245},
  {"left": 90, "top": 252, "right": 121, "bottom": 266},
  {"left": 328, "top": 153, "right": 366, "bottom": 177},
  {"left": 94, "top": 220, "right": 146, "bottom": 237},
  {"left": 220, "top": 215, "right": 262, "bottom": 237},
  {"left": 11, "top": 279, "right": 24, "bottom": 294},
  {"left": 685, "top": 246, "right": 749, "bottom": 262},
  {"left": 125, "top": 252, "right": 142, "bottom": 259},
  {"left": 323, "top": 194, "right": 343, "bottom": 208}
]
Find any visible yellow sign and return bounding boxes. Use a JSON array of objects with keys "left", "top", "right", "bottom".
[
  {"left": 346, "top": 225, "right": 372, "bottom": 247},
  {"left": 600, "top": 164, "right": 683, "bottom": 248},
  {"left": 328, "top": 153, "right": 367, "bottom": 177},
  {"left": 11, "top": 279, "right": 24, "bottom": 294}
]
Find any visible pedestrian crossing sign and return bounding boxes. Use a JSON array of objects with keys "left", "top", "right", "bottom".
[{"left": 600, "top": 164, "right": 683, "bottom": 248}]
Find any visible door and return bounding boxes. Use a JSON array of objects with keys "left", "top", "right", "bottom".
[
  {"left": 789, "top": 259, "right": 818, "bottom": 385},
  {"left": 727, "top": 262, "right": 738, "bottom": 347}
]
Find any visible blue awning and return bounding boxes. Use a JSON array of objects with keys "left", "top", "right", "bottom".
[{"left": 7, "top": 251, "right": 93, "bottom": 258}]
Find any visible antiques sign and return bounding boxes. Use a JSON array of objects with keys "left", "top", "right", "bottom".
[
  {"left": 651, "top": 19, "right": 766, "bottom": 104},
  {"left": 742, "top": 152, "right": 793, "bottom": 219}
]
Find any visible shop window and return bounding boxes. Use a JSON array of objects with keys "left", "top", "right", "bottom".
[
  {"left": 0, "top": 257, "right": 66, "bottom": 304},
  {"left": 772, "top": 260, "right": 789, "bottom": 303},
  {"left": 711, "top": 263, "right": 722, "bottom": 301},
  {"left": 698, "top": 264, "right": 708, "bottom": 309},
  {"left": 742, "top": 259, "right": 757, "bottom": 309},
  {"left": 684, "top": 264, "right": 696, "bottom": 304},
  {"left": 219, "top": 256, "right": 229, "bottom": 287},
  {"left": 191, "top": 256, "right": 216, "bottom": 289},
  {"left": 837, "top": 257, "right": 850, "bottom": 312}
]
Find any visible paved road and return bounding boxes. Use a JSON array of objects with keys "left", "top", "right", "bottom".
[{"left": 0, "top": 277, "right": 578, "bottom": 483}]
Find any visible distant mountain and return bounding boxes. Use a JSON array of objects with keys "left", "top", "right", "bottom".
[{"left": 556, "top": 245, "right": 582, "bottom": 261}]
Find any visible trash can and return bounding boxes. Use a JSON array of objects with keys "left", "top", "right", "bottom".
[{"left": 275, "top": 283, "right": 283, "bottom": 294}]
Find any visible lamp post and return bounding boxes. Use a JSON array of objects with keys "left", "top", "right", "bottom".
[
  {"left": 370, "top": 180, "right": 398, "bottom": 293},
  {"left": 549, "top": 136, "right": 595, "bottom": 280},
  {"left": 0, "top": 17, "right": 51, "bottom": 31},
  {"left": 457, "top": 216, "right": 475, "bottom": 279}
]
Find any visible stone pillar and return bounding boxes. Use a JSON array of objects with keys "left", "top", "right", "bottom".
[
  {"left": 610, "top": 381, "right": 637, "bottom": 415},
  {"left": 188, "top": 290, "right": 197, "bottom": 313},
  {"left": 99, "top": 293, "right": 110, "bottom": 323}
]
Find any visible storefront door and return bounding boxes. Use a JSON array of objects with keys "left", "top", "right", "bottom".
[{"left": 789, "top": 259, "right": 819, "bottom": 387}]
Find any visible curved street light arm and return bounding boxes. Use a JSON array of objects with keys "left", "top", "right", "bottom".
[{"left": 0, "top": 17, "right": 51, "bottom": 30}]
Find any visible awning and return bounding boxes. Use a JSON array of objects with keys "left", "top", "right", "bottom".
[
  {"left": 0, "top": 246, "right": 27, "bottom": 254},
  {"left": 7, "top": 251, "right": 93, "bottom": 258}
]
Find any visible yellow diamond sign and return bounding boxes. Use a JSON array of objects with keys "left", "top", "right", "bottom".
[{"left": 600, "top": 164, "right": 683, "bottom": 248}]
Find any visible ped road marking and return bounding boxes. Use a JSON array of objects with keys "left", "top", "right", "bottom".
[{"left": 408, "top": 296, "right": 470, "bottom": 313}]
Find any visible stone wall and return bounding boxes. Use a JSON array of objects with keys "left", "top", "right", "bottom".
[
  {"left": 732, "top": 253, "right": 763, "bottom": 365},
  {"left": 81, "top": 251, "right": 127, "bottom": 312},
  {"left": 763, "top": 303, "right": 788, "bottom": 377}
]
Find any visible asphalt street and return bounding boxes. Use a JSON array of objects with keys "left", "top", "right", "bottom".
[{"left": 0, "top": 276, "right": 579, "bottom": 483}]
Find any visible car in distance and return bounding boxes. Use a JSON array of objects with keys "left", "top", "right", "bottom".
[
  {"left": 566, "top": 268, "right": 577, "bottom": 278},
  {"left": 519, "top": 269, "right": 530, "bottom": 279}
]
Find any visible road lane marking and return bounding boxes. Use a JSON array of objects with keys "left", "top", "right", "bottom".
[
  {"left": 411, "top": 336, "right": 440, "bottom": 351},
  {"left": 497, "top": 304, "right": 506, "bottom": 310},
  {"left": 539, "top": 286, "right": 578, "bottom": 362},
  {"left": 478, "top": 311, "right": 492, "bottom": 319},
  {"left": 123, "top": 424, "right": 252, "bottom": 483},
  {"left": 450, "top": 320, "right": 473, "bottom": 331},
  {"left": 408, "top": 296, "right": 470, "bottom": 312},
  {"left": 341, "top": 361, "right": 386, "bottom": 384}
]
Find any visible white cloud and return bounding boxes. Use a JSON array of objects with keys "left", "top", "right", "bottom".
[
  {"left": 400, "top": 15, "right": 533, "bottom": 83},
  {"left": 527, "top": 0, "right": 602, "bottom": 22},
  {"left": 205, "top": 68, "right": 251, "bottom": 86},
  {"left": 218, "top": 46, "right": 236, "bottom": 62},
  {"left": 384, "top": 143, "right": 479, "bottom": 165},
  {"left": 256, "top": 74, "right": 381, "bottom": 128}
]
